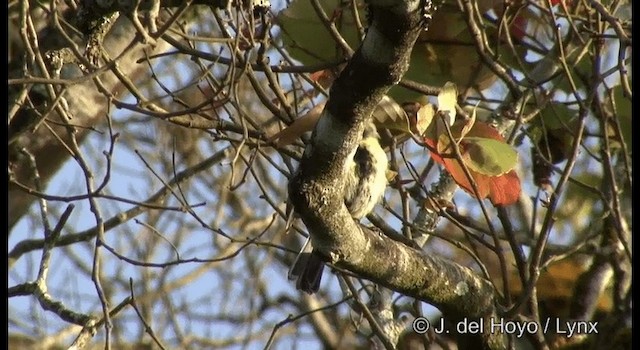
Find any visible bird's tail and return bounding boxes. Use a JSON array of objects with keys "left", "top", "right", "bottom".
[{"left": 288, "top": 237, "right": 324, "bottom": 294}]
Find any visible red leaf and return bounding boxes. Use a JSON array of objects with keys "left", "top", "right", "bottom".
[
  {"left": 486, "top": 169, "right": 521, "bottom": 206},
  {"left": 509, "top": 0, "right": 570, "bottom": 42},
  {"left": 423, "top": 122, "right": 521, "bottom": 206},
  {"left": 463, "top": 120, "right": 505, "bottom": 140},
  {"left": 442, "top": 156, "right": 490, "bottom": 200},
  {"left": 442, "top": 156, "right": 520, "bottom": 206},
  {"left": 510, "top": 14, "right": 528, "bottom": 41},
  {"left": 309, "top": 69, "right": 338, "bottom": 88},
  {"left": 424, "top": 138, "right": 442, "bottom": 162}
]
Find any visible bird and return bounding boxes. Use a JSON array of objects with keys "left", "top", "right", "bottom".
[{"left": 288, "top": 121, "right": 388, "bottom": 294}]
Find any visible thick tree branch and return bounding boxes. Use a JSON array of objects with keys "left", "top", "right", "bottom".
[{"left": 288, "top": 0, "right": 503, "bottom": 348}]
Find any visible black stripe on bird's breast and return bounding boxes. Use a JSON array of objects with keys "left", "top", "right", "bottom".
[{"left": 354, "top": 147, "right": 374, "bottom": 177}]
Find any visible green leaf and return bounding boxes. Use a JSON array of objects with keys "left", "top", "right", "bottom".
[
  {"left": 416, "top": 103, "right": 435, "bottom": 136},
  {"left": 276, "top": 0, "right": 361, "bottom": 65},
  {"left": 539, "top": 102, "right": 577, "bottom": 131},
  {"left": 458, "top": 102, "right": 478, "bottom": 142},
  {"left": 437, "top": 82, "right": 458, "bottom": 125},
  {"left": 461, "top": 137, "right": 519, "bottom": 176},
  {"left": 373, "top": 96, "right": 411, "bottom": 133},
  {"left": 609, "top": 86, "right": 631, "bottom": 149},
  {"left": 533, "top": 102, "right": 578, "bottom": 163}
]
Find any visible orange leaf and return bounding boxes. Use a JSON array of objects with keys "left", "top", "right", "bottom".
[
  {"left": 268, "top": 103, "right": 325, "bottom": 146},
  {"left": 442, "top": 156, "right": 520, "bottom": 206},
  {"left": 309, "top": 69, "right": 338, "bottom": 89},
  {"left": 462, "top": 120, "right": 504, "bottom": 140},
  {"left": 486, "top": 169, "right": 521, "bottom": 206},
  {"left": 424, "top": 137, "right": 441, "bottom": 162},
  {"left": 424, "top": 121, "right": 521, "bottom": 206},
  {"left": 442, "top": 156, "right": 490, "bottom": 200}
]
